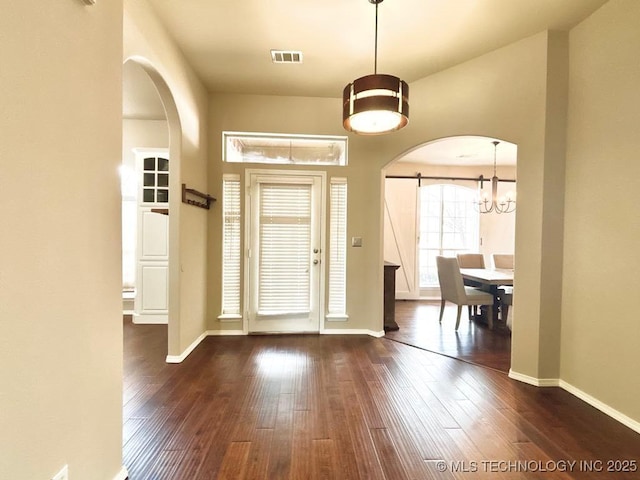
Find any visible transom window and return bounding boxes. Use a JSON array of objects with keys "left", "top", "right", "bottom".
[{"left": 223, "top": 132, "right": 347, "bottom": 166}]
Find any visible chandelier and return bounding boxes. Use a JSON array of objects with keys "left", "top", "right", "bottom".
[
  {"left": 342, "top": 0, "right": 409, "bottom": 135},
  {"left": 476, "top": 141, "right": 516, "bottom": 214}
]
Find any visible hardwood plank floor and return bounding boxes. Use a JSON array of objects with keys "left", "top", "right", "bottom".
[
  {"left": 386, "top": 300, "right": 512, "bottom": 372},
  {"left": 123, "top": 317, "right": 640, "bottom": 479}
]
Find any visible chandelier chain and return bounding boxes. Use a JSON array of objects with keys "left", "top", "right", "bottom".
[{"left": 492, "top": 140, "right": 499, "bottom": 176}]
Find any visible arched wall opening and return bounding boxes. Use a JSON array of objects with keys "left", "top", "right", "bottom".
[
  {"left": 122, "top": 56, "right": 183, "bottom": 356},
  {"left": 381, "top": 134, "right": 518, "bottom": 370}
]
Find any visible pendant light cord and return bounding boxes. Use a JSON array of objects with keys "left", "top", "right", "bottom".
[{"left": 374, "top": 1, "right": 379, "bottom": 74}]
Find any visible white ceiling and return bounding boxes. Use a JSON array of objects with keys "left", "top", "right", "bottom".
[
  {"left": 399, "top": 136, "right": 517, "bottom": 166},
  {"left": 124, "top": 0, "right": 607, "bottom": 164},
  {"left": 143, "top": 0, "right": 606, "bottom": 97}
]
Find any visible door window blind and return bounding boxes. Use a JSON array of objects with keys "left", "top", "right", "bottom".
[
  {"left": 328, "top": 179, "right": 347, "bottom": 315},
  {"left": 222, "top": 176, "right": 241, "bottom": 315},
  {"left": 258, "top": 183, "right": 312, "bottom": 315}
]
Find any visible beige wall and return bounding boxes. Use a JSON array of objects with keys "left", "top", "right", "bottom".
[
  {"left": 122, "top": 119, "right": 169, "bottom": 169},
  {"left": 0, "top": 2, "right": 125, "bottom": 479},
  {"left": 563, "top": 0, "right": 640, "bottom": 423},
  {"left": 124, "top": 0, "right": 210, "bottom": 356}
]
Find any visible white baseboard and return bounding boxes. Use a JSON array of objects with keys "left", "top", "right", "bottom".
[
  {"left": 132, "top": 313, "right": 168, "bottom": 325},
  {"left": 509, "top": 369, "right": 640, "bottom": 434},
  {"left": 164, "top": 327, "right": 389, "bottom": 364},
  {"left": 207, "top": 329, "right": 245, "bottom": 336},
  {"left": 165, "top": 331, "right": 207, "bottom": 364},
  {"left": 325, "top": 314, "right": 349, "bottom": 322},
  {"left": 322, "top": 328, "right": 385, "bottom": 337},
  {"left": 508, "top": 369, "right": 560, "bottom": 387},
  {"left": 559, "top": 380, "right": 640, "bottom": 434},
  {"left": 165, "top": 330, "right": 245, "bottom": 363},
  {"left": 207, "top": 329, "right": 385, "bottom": 337},
  {"left": 113, "top": 466, "right": 129, "bottom": 480}
]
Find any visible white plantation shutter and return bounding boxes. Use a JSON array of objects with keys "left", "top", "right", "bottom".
[
  {"left": 222, "top": 176, "right": 241, "bottom": 315},
  {"left": 328, "top": 179, "right": 347, "bottom": 315},
  {"left": 258, "top": 183, "right": 312, "bottom": 315}
]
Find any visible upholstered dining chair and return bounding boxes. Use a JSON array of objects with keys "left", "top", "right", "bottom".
[
  {"left": 436, "top": 256, "right": 495, "bottom": 330},
  {"left": 456, "top": 253, "right": 486, "bottom": 318},
  {"left": 456, "top": 253, "right": 485, "bottom": 269},
  {"left": 492, "top": 253, "right": 514, "bottom": 270}
]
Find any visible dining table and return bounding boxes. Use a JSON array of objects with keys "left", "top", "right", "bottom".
[{"left": 460, "top": 268, "right": 514, "bottom": 328}]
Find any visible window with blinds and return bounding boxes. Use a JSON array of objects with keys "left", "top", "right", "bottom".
[
  {"left": 257, "top": 183, "right": 312, "bottom": 315},
  {"left": 221, "top": 175, "right": 241, "bottom": 316},
  {"left": 328, "top": 179, "right": 347, "bottom": 318}
]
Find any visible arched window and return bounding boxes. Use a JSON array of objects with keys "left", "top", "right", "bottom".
[{"left": 419, "top": 184, "right": 479, "bottom": 288}]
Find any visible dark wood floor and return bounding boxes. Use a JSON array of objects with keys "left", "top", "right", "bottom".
[
  {"left": 386, "top": 300, "right": 512, "bottom": 372},
  {"left": 123, "top": 316, "right": 640, "bottom": 479}
]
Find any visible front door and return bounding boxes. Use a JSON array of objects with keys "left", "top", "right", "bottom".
[{"left": 247, "top": 171, "right": 324, "bottom": 333}]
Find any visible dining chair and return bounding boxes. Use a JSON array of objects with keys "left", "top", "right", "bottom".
[
  {"left": 456, "top": 253, "right": 486, "bottom": 318},
  {"left": 436, "top": 256, "right": 495, "bottom": 330},
  {"left": 456, "top": 253, "right": 485, "bottom": 269},
  {"left": 492, "top": 253, "right": 514, "bottom": 270}
]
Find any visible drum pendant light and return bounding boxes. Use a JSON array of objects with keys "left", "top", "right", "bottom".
[{"left": 343, "top": 0, "right": 409, "bottom": 135}]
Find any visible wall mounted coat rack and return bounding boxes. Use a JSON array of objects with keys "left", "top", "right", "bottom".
[{"left": 181, "top": 183, "right": 216, "bottom": 210}]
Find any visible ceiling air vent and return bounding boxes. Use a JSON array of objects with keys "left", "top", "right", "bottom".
[{"left": 270, "top": 50, "right": 303, "bottom": 64}]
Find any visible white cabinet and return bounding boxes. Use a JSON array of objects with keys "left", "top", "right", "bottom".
[{"left": 133, "top": 150, "right": 169, "bottom": 324}]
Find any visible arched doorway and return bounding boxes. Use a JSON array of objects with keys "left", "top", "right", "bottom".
[
  {"left": 121, "top": 58, "right": 183, "bottom": 357},
  {"left": 382, "top": 135, "right": 517, "bottom": 371}
]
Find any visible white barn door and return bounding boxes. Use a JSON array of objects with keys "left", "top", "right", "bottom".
[{"left": 383, "top": 178, "right": 419, "bottom": 299}]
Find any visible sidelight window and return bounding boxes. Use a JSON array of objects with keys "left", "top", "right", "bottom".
[
  {"left": 328, "top": 178, "right": 347, "bottom": 319},
  {"left": 221, "top": 175, "right": 241, "bottom": 317}
]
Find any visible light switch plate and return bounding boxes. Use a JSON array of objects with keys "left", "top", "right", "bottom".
[{"left": 351, "top": 237, "right": 363, "bottom": 247}]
